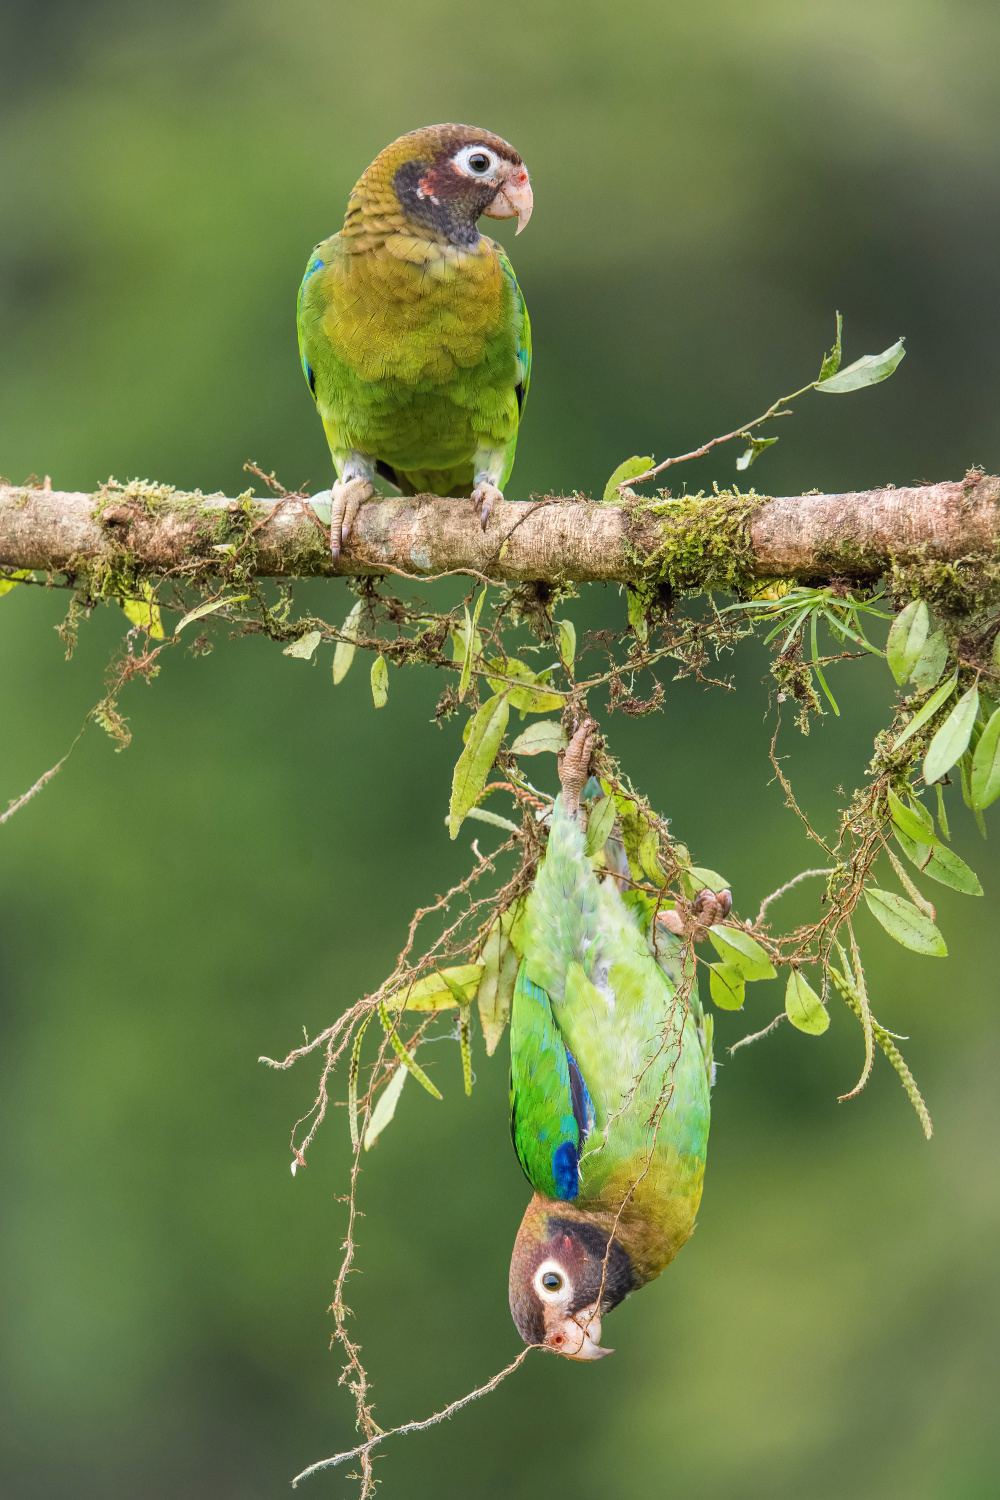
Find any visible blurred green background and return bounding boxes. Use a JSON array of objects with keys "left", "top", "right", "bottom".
[{"left": 2, "top": 1, "right": 999, "bottom": 1495}]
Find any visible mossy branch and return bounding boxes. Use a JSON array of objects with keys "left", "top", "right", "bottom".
[{"left": 2, "top": 471, "right": 1000, "bottom": 593}]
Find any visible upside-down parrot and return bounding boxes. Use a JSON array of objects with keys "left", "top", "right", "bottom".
[
  {"left": 508, "top": 721, "right": 723, "bottom": 1359},
  {"left": 296, "top": 123, "right": 533, "bottom": 559}
]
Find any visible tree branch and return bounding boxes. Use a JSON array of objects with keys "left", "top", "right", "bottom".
[{"left": 1, "top": 473, "right": 997, "bottom": 587}]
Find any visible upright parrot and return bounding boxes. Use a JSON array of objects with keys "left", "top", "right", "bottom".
[
  {"left": 508, "top": 722, "right": 725, "bottom": 1359},
  {"left": 296, "top": 124, "right": 533, "bottom": 559}
]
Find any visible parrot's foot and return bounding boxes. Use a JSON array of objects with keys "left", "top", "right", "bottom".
[
  {"left": 558, "top": 719, "right": 597, "bottom": 815},
  {"left": 471, "top": 481, "right": 503, "bottom": 529},
  {"left": 330, "top": 477, "right": 375, "bottom": 562},
  {"left": 658, "top": 887, "right": 733, "bottom": 940}
]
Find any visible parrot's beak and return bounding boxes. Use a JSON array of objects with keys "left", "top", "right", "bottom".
[
  {"left": 485, "top": 167, "right": 533, "bottom": 234},
  {"left": 550, "top": 1305, "right": 613, "bottom": 1361}
]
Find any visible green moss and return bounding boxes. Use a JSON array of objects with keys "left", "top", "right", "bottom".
[{"left": 623, "top": 489, "right": 761, "bottom": 595}]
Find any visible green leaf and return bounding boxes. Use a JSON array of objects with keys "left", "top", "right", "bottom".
[
  {"left": 639, "top": 829, "right": 666, "bottom": 884},
  {"left": 461, "top": 807, "right": 521, "bottom": 834},
  {"left": 887, "top": 789, "right": 940, "bottom": 847},
  {"left": 892, "top": 669, "right": 959, "bottom": 751},
  {"left": 458, "top": 589, "right": 487, "bottom": 702},
  {"left": 885, "top": 599, "right": 929, "bottom": 685},
  {"left": 283, "top": 628, "right": 322, "bottom": 660},
  {"left": 923, "top": 683, "right": 979, "bottom": 784},
  {"left": 486, "top": 658, "right": 563, "bottom": 714},
  {"left": 476, "top": 923, "right": 515, "bottom": 1057},
  {"left": 509, "top": 721, "right": 567, "bottom": 756},
  {"left": 708, "top": 926, "right": 777, "bottom": 980},
  {"left": 556, "top": 619, "right": 576, "bottom": 671},
  {"left": 709, "top": 963, "right": 745, "bottom": 1011},
  {"left": 864, "top": 888, "right": 947, "bottom": 956},
  {"left": 175, "top": 594, "right": 250, "bottom": 633},
  {"left": 935, "top": 782, "right": 950, "bottom": 840},
  {"left": 370, "top": 654, "right": 388, "bottom": 707},
  {"left": 817, "top": 310, "right": 842, "bottom": 381},
  {"left": 735, "top": 435, "right": 778, "bottom": 471},
  {"left": 347, "top": 1014, "right": 372, "bottom": 1150},
  {"left": 120, "top": 581, "right": 165, "bottom": 639},
  {"left": 971, "top": 706, "right": 1000, "bottom": 809},
  {"left": 404, "top": 964, "right": 484, "bottom": 1010},
  {"left": 680, "top": 867, "right": 731, "bottom": 898},
  {"left": 893, "top": 828, "right": 983, "bottom": 895},
  {"left": 363, "top": 1061, "right": 408, "bottom": 1150},
  {"left": 378, "top": 1000, "right": 442, "bottom": 1098},
  {"left": 909, "top": 630, "right": 947, "bottom": 691},
  {"left": 602, "top": 456, "right": 653, "bottom": 504},
  {"left": 449, "top": 694, "right": 510, "bottom": 839},
  {"left": 332, "top": 600, "right": 363, "bottom": 684},
  {"left": 0, "top": 568, "right": 32, "bottom": 598},
  {"left": 815, "top": 337, "right": 905, "bottom": 393},
  {"left": 784, "top": 969, "right": 830, "bottom": 1035},
  {"left": 584, "top": 793, "right": 618, "bottom": 856}
]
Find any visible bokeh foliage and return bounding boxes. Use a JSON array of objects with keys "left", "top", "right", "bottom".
[{"left": 1, "top": 1, "right": 999, "bottom": 1496}]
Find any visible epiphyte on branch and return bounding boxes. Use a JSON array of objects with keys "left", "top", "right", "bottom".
[
  {"left": 296, "top": 124, "right": 533, "bottom": 558},
  {"left": 507, "top": 723, "right": 714, "bottom": 1359}
]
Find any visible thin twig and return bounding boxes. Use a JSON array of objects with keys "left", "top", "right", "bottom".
[
  {"left": 290, "top": 1347, "right": 532, "bottom": 1487},
  {"left": 757, "top": 868, "right": 833, "bottom": 924}
]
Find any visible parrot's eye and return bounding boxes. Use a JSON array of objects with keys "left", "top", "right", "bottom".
[
  {"left": 453, "top": 145, "right": 501, "bottom": 180},
  {"left": 541, "top": 1272, "right": 563, "bottom": 1290}
]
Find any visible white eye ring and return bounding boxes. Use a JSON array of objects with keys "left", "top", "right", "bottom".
[
  {"left": 534, "top": 1259, "right": 571, "bottom": 1302},
  {"left": 453, "top": 145, "right": 500, "bottom": 179}
]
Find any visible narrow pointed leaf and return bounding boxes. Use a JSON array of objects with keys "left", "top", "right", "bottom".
[
  {"left": 602, "top": 456, "right": 653, "bottom": 504},
  {"left": 784, "top": 969, "right": 830, "bottom": 1035},
  {"left": 175, "top": 594, "right": 249, "bottom": 632},
  {"left": 923, "top": 683, "right": 979, "bottom": 784},
  {"left": 909, "top": 630, "right": 947, "bottom": 691},
  {"left": 332, "top": 600, "right": 363, "bottom": 683},
  {"left": 556, "top": 619, "right": 576, "bottom": 671},
  {"left": 709, "top": 963, "right": 745, "bottom": 1011},
  {"left": 363, "top": 1061, "right": 409, "bottom": 1149},
  {"left": 708, "top": 926, "right": 776, "bottom": 980},
  {"left": 584, "top": 794, "right": 618, "bottom": 856},
  {"left": 885, "top": 599, "right": 928, "bottom": 685},
  {"left": 935, "top": 782, "right": 950, "bottom": 840},
  {"left": 864, "top": 888, "right": 947, "bottom": 956},
  {"left": 892, "top": 670, "right": 959, "bottom": 751},
  {"left": 449, "top": 694, "right": 509, "bottom": 839},
  {"left": 971, "top": 706, "right": 1000, "bottom": 809},
  {"left": 370, "top": 654, "right": 388, "bottom": 707},
  {"left": 887, "top": 789, "right": 940, "bottom": 847},
  {"left": 378, "top": 1000, "right": 442, "bottom": 1098},
  {"left": 815, "top": 337, "right": 905, "bottom": 392}
]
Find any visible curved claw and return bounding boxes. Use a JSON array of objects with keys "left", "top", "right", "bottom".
[
  {"left": 471, "top": 482, "right": 503, "bottom": 530},
  {"left": 329, "top": 477, "right": 375, "bottom": 561}
]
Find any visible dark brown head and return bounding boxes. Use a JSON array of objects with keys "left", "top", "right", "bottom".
[
  {"left": 509, "top": 1196, "right": 636, "bottom": 1360},
  {"left": 354, "top": 124, "right": 532, "bottom": 248}
]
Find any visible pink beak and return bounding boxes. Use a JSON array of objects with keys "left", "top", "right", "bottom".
[{"left": 484, "top": 167, "right": 533, "bottom": 234}]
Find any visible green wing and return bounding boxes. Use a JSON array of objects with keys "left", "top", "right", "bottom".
[
  {"left": 497, "top": 247, "right": 531, "bottom": 421},
  {"left": 509, "top": 960, "right": 592, "bottom": 1201}
]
